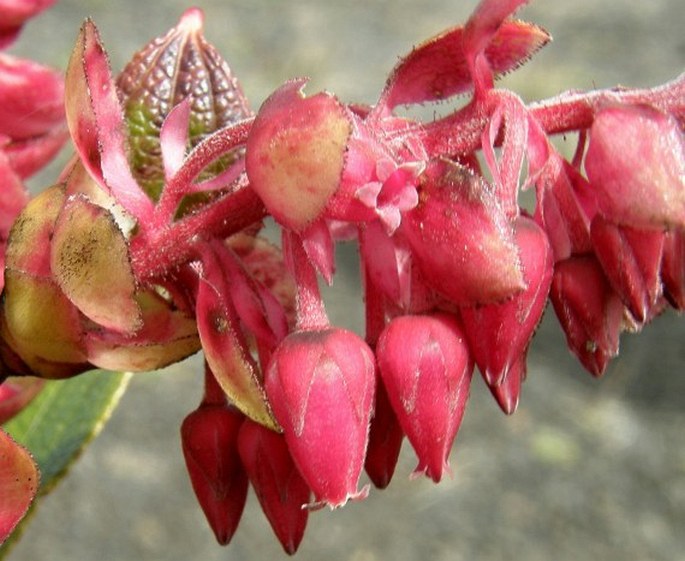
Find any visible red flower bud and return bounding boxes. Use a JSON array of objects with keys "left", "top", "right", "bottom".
[
  {"left": 376, "top": 313, "right": 473, "bottom": 482},
  {"left": 237, "top": 420, "right": 311, "bottom": 554},
  {"left": 585, "top": 104, "right": 685, "bottom": 230},
  {"left": 364, "top": 377, "right": 404, "bottom": 489},
  {"left": 550, "top": 255, "right": 624, "bottom": 377},
  {"left": 461, "top": 215, "right": 553, "bottom": 386},
  {"left": 402, "top": 158, "right": 524, "bottom": 305},
  {"left": 180, "top": 404, "right": 248, "bottom": 545},
  {"left": 264, "top": 327, "right": 375, "bottom": 508}
]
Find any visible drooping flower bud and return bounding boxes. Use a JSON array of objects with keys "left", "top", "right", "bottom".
[
  {"left": 264, "top": 327, "right": 376, "bottom": 508},
  {"left": 550, "top": 255, "right": 624, "bottom": 376},
  {"left": 237, "top": 419, "right": 311, "bottom": 554},
  {"left": 585, "top": 104, "right": 685, "bottom": 230},
  {"left": 461, "top": 215, "right": 553, "bottom": 386},
  {"left": 402, "top": 158, "right": 524, "bottom": 305},
  {"left": 376, "top": 313, "right": 473, "bottom": 482},
  {"left": 181, "top": 402, "right": 248, "bottom": 545}
]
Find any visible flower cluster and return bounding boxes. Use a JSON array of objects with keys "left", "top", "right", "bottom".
[{"left": 1, "top": 0, "right": 683, "bottom": 554}]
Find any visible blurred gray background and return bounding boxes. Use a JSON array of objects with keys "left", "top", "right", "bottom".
[{"left": 5, "top": 1, "right": 685, "bottom": 560}]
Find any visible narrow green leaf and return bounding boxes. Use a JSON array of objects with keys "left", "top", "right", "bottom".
[{"left": 0, "top": 370, "right": 131, "bottom": 555}]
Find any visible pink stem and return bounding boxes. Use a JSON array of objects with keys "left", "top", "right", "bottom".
[
  {"left": 153, "top": 118, "right": 253, "bottom": 226},
  {"left": 130, "top": 177, "right": 266, "bottom": 282},
  {"left": 201, "top": 360, "right": 227, "bottom": 407},
  {"left": 282, "top": 230, "right": 329, "bottom": 331},
  {"left": 417, "top": 72, "right": 685, "bottom": 157}
]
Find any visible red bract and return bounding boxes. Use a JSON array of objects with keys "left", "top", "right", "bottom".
[
  {"left": 264, "top": 328, "right": 375, "bottom": 508},
  {"left": 376, "top": 313, "right": 473, "bottom": 482},
  {"left": 238, "top": 419, "right": 311, "bottom": 554}
]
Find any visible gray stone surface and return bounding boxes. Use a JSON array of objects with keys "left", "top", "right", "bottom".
[{"left": 4, "top": 1, "right": 685, "bottom": 560}]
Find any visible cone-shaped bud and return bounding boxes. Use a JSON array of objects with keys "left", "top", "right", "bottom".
[
  {"left": 237, "top": 420, "right": 311, "bottom": 554},
  {"left": 590, "top": 216, "right": 664, "bottom": 324},
  {"left": 364, "top": 377, "right": 404, "bottom": 489},
  {"left": 550, "top": 255, "right": 624, "bottom": 377},
  {"left": 116, "top": 8, "right": 251, "bottom": 199},
  {"left": 461, "top": 216, "right": 553, "bottom": 386},
  {"left": 246, "top": 79, "right": 352, "bottom": 232},
  {"left": 181, "top": 403, "right": 248, "bottom": 546},
  {"left": 585, "top": 104, "right": 685, "bottom": 230},
  {"left": 402, "top": 158, "right": 524, "bottom": 305},
  {"left": 376, "top": 313, "right": 473, "bottom": 482},
  {"left": 264, "top": 327, "right": 376, "bottom": 508}
]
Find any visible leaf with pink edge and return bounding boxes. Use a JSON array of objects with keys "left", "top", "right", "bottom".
[
  {"left": 379, "top": 19, "right": 549, "bottom": 109},
  {"left": 2, "top": 269, "right": 87, "bottom": 369},
  {"left": 195, "top": 245, "right": 278, "bottom": 430},
  {"left": 85, "top": 290, "right": 201, "bottom": 372},
  {"left": 50, "top": 195, "right": 142, "bottom": 334},
  {"left": 65, "top": 19, "right": 152, "bottom": 221},
  {"left": 0, "top": 429, "right": 38, "bottom": 545}
]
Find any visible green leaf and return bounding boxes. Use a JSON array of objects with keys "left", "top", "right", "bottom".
[{"left": 0, "top": 370, "right": 131, "bottom": 556}]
